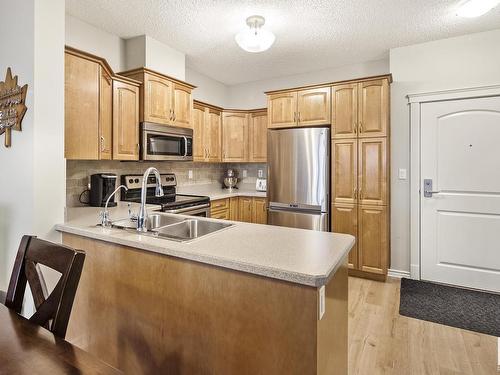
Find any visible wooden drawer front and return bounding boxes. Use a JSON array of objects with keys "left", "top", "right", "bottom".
[
  {"left": 211, "top": 209, "right": 230, "bottom": 220},
  {"left": 211, "top": 198, "right": 230, "bottom": 212}
]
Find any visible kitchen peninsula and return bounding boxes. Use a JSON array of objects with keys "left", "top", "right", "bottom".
[{"left": 56, "top": 203, "right": 354, "bottom": 375}]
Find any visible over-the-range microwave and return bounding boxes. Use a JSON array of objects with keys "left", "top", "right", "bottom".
[{"left": 140, "top": 122, "right": 193, "bottom": 161}]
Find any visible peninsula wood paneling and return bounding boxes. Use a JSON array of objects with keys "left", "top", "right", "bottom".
[{"left": 63, "top": 234, "right": 348, "bottom": 375}]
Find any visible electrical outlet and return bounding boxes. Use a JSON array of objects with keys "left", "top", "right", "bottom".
[
  {"left": 188, "top": 170, "right": 193, "bottom": 179},
  {"left": 242, "top": 170, "right": 247, "bottom": 178},
  {"left": 319, "top": 285, "right": 326, "bottom": 320}
]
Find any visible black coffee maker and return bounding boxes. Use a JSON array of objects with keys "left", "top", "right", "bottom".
[{"left": 89, "top": 174, "right": 117, "bottom": 207}]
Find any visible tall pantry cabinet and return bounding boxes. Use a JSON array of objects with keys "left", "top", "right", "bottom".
[{"left": 331, "top": 77, "right": 390, "bottom": 279}]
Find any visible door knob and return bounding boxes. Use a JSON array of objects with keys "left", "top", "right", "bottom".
[{"left": 423, "top": 179, "right": 440, "bottom": 197}]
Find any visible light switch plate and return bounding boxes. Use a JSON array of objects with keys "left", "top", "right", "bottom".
[
  {"left": 188, "top": 170, "right": 193, "bottom": 179},
  {"left": 242, "top": 170, "right": 247, "bottom": 178},
  {"left": 318, "top": 285, "right": 325, "bottom": 320},
  {"left": 398, "top": 168, "right": 407, "bottom": 180}
]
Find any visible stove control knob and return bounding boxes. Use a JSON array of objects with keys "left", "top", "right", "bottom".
[
  {"left": 128, "top": 179, "right": 133, "bottom": 184},
  {"left": 134, "top": 178, "right": 139, "bottom": 183}
]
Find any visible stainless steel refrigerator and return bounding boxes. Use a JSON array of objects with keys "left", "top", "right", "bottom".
[{"left": 267, "top": 127, "right": 329, "bottom": 231}]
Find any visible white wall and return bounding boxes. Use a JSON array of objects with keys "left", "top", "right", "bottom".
[
  {"left": 226, "top": 59, "right": 390, "bottom": 109},
  {"left": 145, "top": 36, "right": 185, "bottom": 80},
  {"left": 185, "top": 68, "right": 229, "bottom": 108},
  {"left": 66, "top": 14, "right": 125, "bottom": 72},
  {"left": 0, "top": 1, "right": 65, "bottom": 296},
  {"left": 0, "top": 0, "right": 35, "bottom": 292},
  {"left": 390, "top": 28, "right": 500, "bottom": 273}
]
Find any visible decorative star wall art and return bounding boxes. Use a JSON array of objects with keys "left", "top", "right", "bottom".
[{"left": 0, "top": 68, "right": 28, "bottom": 148}]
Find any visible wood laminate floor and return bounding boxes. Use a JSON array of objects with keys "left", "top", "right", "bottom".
[{"left": 349, "top": 276, "right": 499, "bottom": 375}]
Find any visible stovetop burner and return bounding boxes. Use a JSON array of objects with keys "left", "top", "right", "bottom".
[{"left": 120, "top": 173, "right": 210, "bottom": 212}]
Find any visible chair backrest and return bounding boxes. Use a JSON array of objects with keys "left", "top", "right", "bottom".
[{"left": 5, "top": 235, "right": 85, "bottom": 338}]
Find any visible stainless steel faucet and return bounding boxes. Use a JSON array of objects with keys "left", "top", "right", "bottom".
[
  {"left": 99, "top": 185, "right": 128, "bottom": 227},
  {"left": 137, "top": 167, "right": 164, "bottom": 232}
]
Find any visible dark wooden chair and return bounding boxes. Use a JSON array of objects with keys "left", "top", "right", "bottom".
[{"left": 4, "top": 235, "right": 85, "bottom": 339}]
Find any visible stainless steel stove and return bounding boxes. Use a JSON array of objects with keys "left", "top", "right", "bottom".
[{"left": 121, "top": 174, "right": 210, "bottom": 217}]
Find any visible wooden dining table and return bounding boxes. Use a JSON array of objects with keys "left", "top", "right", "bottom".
[{"left": 0, "top": 304, "right": 122, "bottom": 374}]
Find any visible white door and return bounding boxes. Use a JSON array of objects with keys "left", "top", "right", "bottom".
[{"left": 421, "top": 96, "right": 500, "bottom": 292}]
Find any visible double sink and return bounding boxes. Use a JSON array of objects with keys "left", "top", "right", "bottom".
[{"left": 110, "top": 213, "right": 233, "bottom": 242}]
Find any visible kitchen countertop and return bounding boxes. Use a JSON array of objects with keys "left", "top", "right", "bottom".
[
  {"left": 176, "top": 183, "right": 266, "bottom": 200},
  {"left": 57, "top": 202, "right": 354, "bottom": 287}
]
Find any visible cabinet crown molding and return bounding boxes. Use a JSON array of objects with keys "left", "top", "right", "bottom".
[
  {"left": 264, "top": 74, "right": 393, "bottom": 95},
  {"left": 118, "top": 67, "right": 196, "bottom": 90},
  {"left": 65, "top": 46, "right": 141, "bottom": 86}
]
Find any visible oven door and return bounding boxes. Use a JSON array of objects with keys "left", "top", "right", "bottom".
[
  {"left": 141, "top": 123, "right": 193, "bottom": 161},
  {"left": 163, "top": 204, "right": 210, "bottom": 217}
]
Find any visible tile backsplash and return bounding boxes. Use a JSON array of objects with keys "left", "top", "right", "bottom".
[{"left": 66, "top": 160, "right": 267, "bottom": 207}]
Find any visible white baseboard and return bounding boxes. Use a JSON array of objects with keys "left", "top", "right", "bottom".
[
  {"left": 410, "top": 264, "right": 420, "bottom": 280},
  {"left": 388, "top": 269, "right": 411, "bottom": 279}
]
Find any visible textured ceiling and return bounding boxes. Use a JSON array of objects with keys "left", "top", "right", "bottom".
[{"left": 66, "top": 0, "right": 500, "bottom": 85}]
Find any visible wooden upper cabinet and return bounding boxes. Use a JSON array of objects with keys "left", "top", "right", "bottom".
[
  {"left": 99, "top": 71, "right": 113, "bottom": 160},
  {"left": 143, "top": 73, "right": 173, "bottom": 125},
  {"left": 332, "top": 83, "right": 358, "bottom": 139},
  {"left": 268, "top": 92, "right": 297, "bottom": 128},
  {"left": 206, "top": 109, "right": 222, "bottom": 162},
  {"left": 358, "top": 79, "right": 389, "bottom": 138},
  {"left": 222, "top": 112, "right": 248, "bottom": 162},
  {"left": 120, "top": 68, "right": 195, "bottom": 128},
  {"left": 192, "top": 104, "right": 206, "bottom": 161},
  {"left": 297, "top": 87, "right": 331, "bottom": 126},
  {"left": 332, "top": 204, "right": 358, "bottom": 269},
  {"left": 249, "top": 111, "right": 267, "bottom": 162},
  {"left": 112, "top": 79, "right": 140, "bottom": 161},
  {"left": 358, "top": 205, "right": 388, "bottom": 275},
  {"left": 332, "top": 139, "right": 358, "bottom": 205},
  {"left": 65, "top": 49, "right": 112, "bottom": 160},
  {"left": 172, "top": 83, "right": 193, "bottom": 128},
  {"left": 358, "top": 138, "right": 387, "bottom": 206}
]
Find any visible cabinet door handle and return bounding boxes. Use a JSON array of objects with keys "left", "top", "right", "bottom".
[
  {"left": 173, "top": 111, "right": 176, "bottom": 122},
  {"left": 297, "top": 112, "right": 300, "bottom": 124},
  {"left": 359, "top": 122, "right": 363, "bottom": 133},
  {"left": 354, "top": 187, "right": 357, "bottom": 199},
  {"left": 353, "top": 123, "right": 357, "bottom": 134},
  {"left": 100, "top": 136, "right": 105, "bottom": 152},
  {"left": 359, "top": 188, "right": 363, "bottom": 199},
  {"left": 293, "top": 112, "right": 296, "bottom": 123},
  {"left": 169, "top": 109, "right": 173, "bottom": 121}
]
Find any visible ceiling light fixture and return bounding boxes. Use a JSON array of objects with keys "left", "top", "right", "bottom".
[
  {"left": 235, "top": 15, "right": 275, "bottom": 53},
  {"left": 456, "top": 0, "right": 500, "bottom": 17}
]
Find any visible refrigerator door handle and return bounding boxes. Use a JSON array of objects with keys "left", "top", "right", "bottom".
[{"left": 269, "top": 202, "right": 323, "bottom": 212}]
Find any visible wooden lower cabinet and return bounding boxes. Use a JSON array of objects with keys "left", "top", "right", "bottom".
[
  {"left": 332, "top": 204, "right": 358, "bottom": 269},
  {"left": 358, "top": 205, "right": 388, "bottom": 276},
  {"left": 211, "top": 197, "right": 267, "bottom": 225},
  {"left": 229, "top": 197, "right": 239, "bottom": 221},
  {"left": 238, "top": 197, "right": 253, "bottom": 223},
  {"left": 252, "top": 198, "right": 268, "bottom": 225},
  {"left": 332, "top": 203, "right": 388, "bottom": 279}
]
